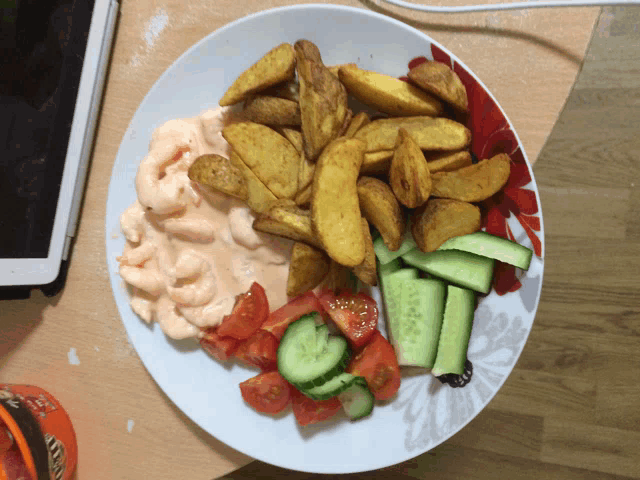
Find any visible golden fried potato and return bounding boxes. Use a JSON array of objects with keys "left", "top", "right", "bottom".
[
  {"left": 295, "top": 182, "right": 313, "bottom": 207},
  {"left": 343, "top": 112, "right": 371, "bottom": 138},
  {"left": 188, "top": 154, "right": 248, "bottom": 201},
  {"left": 431, "top": 153, "right": 511, "bottom": 202},
  {"left": 354, "top": 116, "right": 471, "bottom": 153},
  {"left": 252, "top": 200, "right": 323, "bottom": 249},
  {"left": 312, "top": 138, "right": 366, "bottom": 267},
  {"left": 228, "top": 151, "right": 277, "bottom": 213},
  {"left": 220, "top": 43, "right": 296, "bottom": 106},
  {"left": 298, "top": 150, "right": 315, "bottom": 191},
  {"left": 357, "top": 176, "right": 405, "bottom": 251},
  {"left": 361, "top": 150, "right": 394, "bottom": 175},
  {"left": 324, "top": 260, "right": 358, "bottom": 291},
  {"left": 242, "top": 95, "right": 301, "bottom": 126},
  {"left": 411, "top": 199, "right": 481, "bottom": 252},
  {"left": 352, "top": 218, "right": 377, "bottom": 286},
  {"left": 278, "top": 127, "right": 303, "bottom": 153},
  {"left": 339, "top": 64, "right": 443, "bottom": 117},
  {"left": 328, "top": 63, "right": 357, "bottom": 78},
  {"left": 263, "top": 80, "right": 300, "bottom": 102},
  {"left": 389, "top": 128, "right": 432, "bottom": 208},
  {"left": 287, "top": 242, "right": 331, "bottom": 296},
  {"left": 222, "top": 122, "right": 299, "bottom": 199},
  {"left": 408, "top": 61, "right": 468, "bottom": 112},
  {"left": 295, "top": 40, "right": 349, "bottom": 161},
  {"left": 425, "top": 150, "right": 472, "bottom": 173}
]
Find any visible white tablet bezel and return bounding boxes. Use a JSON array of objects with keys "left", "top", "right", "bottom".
[{"left": 0, "top": 0, "right": 118, "bottom": 287}]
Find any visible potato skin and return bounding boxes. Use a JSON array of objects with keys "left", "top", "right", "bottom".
[
  {"left": 343, "top": 112, "right": 371, "bottom": 139},
  {"left": 356, "top": 176, "right": 405, "bottom": 252},
  {"left": 425, "top": 150, "right": 472, "bottom": 173},
  {"left": 287, "top": 242, "right": 331, "bottom": 297},
  {"left": 311, "top": 137, "right": 366, "bottom": 267},
  {"left": 352, "top": 218, "right": 378, "bottom": 286},
  {"left": 242, "top": 95, "right": 301, "bottom": 126},
  {"left": 219, "top": 43, "right": 296, "bottom": 106},
  {"left": 431, "top": 153, "right": 511, "bottom": 202},
  {"left": 389, "top": 128, "right": 432, "bottom": 208},
  {"left": 408, "top": 60, "right": 469, "bottom": 112},
  {"left": 252, "top": 200, "right": 323, "bottom": 249},
  {"left": 188, "top": 154, "right": 248, "bottom": 201},
  {"left": 411, "top": 199, "right": 481, "bottom": 252},
  {"left": 228, "top": 151, "right": 277, "bottom": 213}
]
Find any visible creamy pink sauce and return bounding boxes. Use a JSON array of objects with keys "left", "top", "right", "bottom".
[{"left": 118, "top": 107, "right": 292, "bottom": 340}]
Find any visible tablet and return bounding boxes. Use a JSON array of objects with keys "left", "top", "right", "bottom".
[{"left": 0, "top": 0, "right": 118, "bottom": 294}]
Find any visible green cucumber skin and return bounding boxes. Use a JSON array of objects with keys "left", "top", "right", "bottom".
[
  {"left": 338, "top": 377, "right": 374, "bottom": 421},
  {"left": 402, "top": 249, "right": 494, "bottom": 294},
  {"left": 394, "top": 279, "right": 446, "bottom": 368},
  {"left": 438, "top": 231, "right": 533, "bottom": 270},
  {"left": 379, "top": 268, "right": 420, "bottom": 347},
  {"left": 431, "top": 285, "right": 475, "bottom": 377},
  {"left": 374, "top": 234, "right": 417, "bottom": 265},
  {"left": 302, "top": 373, "right": 357, "bottom": 401}
]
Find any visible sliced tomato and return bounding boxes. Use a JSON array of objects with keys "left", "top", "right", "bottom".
[
  {"left": 261, "top": 291, "right": 324, "bottom": 340},
  {"left": 199, "top": 328, "right": 240, "bottom": 362},
  {"left": 239, "top": 371, "right": 291, "bottom": 415},
  {"left": 347, "top": 330, "right": 401, "bottom": 401},
  {"left": 290, "top": 388, "right": 342, "bottom": 427},
  {"left": 217, "top": 282, "right": 269, "bottom": 340},
  {"left": 318, "top": 289, "right": 379, "bottom": 349},
  {"left": 234, "top": 330, "right": 279, "bottom": 371}
]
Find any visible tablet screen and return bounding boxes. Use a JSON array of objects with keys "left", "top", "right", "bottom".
[{"left": 0, "top": 0, "right": 95, "bottom": 259}]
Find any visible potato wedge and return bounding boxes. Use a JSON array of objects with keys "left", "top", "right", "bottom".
[
  {"left": 311, "top": 137, "right": 366, "bottom": 267},
  {"left": 295, "top": 182, "right": 313, "bottom": 207},
  {"left": 339, "top": 64, "right": 443, "bottom": 116},
  {"left": 324, "top": 260, "right": 358, "bottom": 291},
  {"left": 298, "top": 150, "right": 315, "bottom": 191},
  {"left": 227, "top": 151, "right": 277, "bottom": 212},
  {"left": 361, "top": 150, "right": 394, "bottom": 175},
  {"left": 188, "top": 154, "right": 248, "bottom": 201},
  {"left": 343, "top": 111, "right": 371, "bottom": 138},
  {"left": 431, "top": 153, "right": 511, "bottom": 202},
  {"left": 262, "top": 80, "right": 300, "bottom": 102},
  {"left": 352, "top": 218, "right": 377, "bottom": 286},
  {"left": 425, "top": 150, "right": 473, "bottom": 173},
  {"left": 242, "top": 95, "right": 301, "bottom": 126},
  {"left": 278, "top": 127, "right": 303, "bottom": 153},
  {"left": 354, "top": 116, "right": 471, "bottom": 153},
  {"left": 287, "top": 242, "right": 331, "bottom": 296},
  {"left": 328, "top": 63, "right": 357, "bottom": 79},
  {"left": 408, "top": 60, "right": 469, "bottom": 112},
  {"left": 295, "top": 40, "right": 349, "bottom": 161},
  {"left": 222, "top": 122, "right": 299, "bottom": 199},
  {"left": 357, "top": 176, "right": 405, "bottom": 251},
  {"left": 252, "top": 200, "right": 323, "bottom": 249},
  {"left": 411, "top": 199, "right": 481, "bottom": 252},
  {"left": 220, "top": 43, "right": 296, "bottom": 106},
  {"left": 389, "top": 128, "right": 432, "bottom": 208}
]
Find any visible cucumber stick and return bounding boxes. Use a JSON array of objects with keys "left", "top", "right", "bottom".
[
  {"left": 431, "top": 285, "right": 475, "bottom": 377},
  {"left": 374, "top": 233, "right": 417, "bottom": 265},
  {"left": 393, "top": 279, "right": 446, "bottom": 368},
  {"left": 277, "top": 315, "right": 349, "bottom": 390},
  {"left": 402, "top": 249, "right": 494, "bottom": 294},
  {"left": 438, "top": 231, "right": 533, "bottom": 270},
  {"left": 379, "top": 267, "right": 419, "bottom": 347}
]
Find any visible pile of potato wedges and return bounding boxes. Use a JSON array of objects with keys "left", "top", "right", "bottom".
[{"left": 188, "top": 40, "right": 512, "bottom": 297}]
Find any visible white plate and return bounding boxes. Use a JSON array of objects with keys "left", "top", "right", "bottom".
[{"left": 105, "top": 4, "right": 545, "bottom": 473}]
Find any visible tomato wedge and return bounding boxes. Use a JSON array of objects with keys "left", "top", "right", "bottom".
[
  {"left": 290, "top": 388, "right": 342, "bottom": 426},
  {"left": 239, "top": 371, "right": 291, "bottom": 415},
  {"left": 217, "top": 282, "right": 269, "bottom": 340},
  {"left": 199, "top": 328, "right": 240, "bottom": 362},
  {"left": 261, "top": 291, "right": 324, "bottom": 340},
  {"left": 318, "top": 290, "right": 379, "bottom": 348},
  {"left": 234, "top": 330, "right": 279, "bottom": 371},
  {"left": 347, "top": 331, "right": 401, "bottom": 401}
]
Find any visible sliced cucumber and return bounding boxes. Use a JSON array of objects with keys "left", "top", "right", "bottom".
[
  {"left": 302, "top": 372, "right": 358, "bottom": 401},
  {"left": 338, "top": 377, "right": 374, "bottom": 421},
  {"left": 379, "top": 268, "right": 420, "bottom": 356},
  {"left": 315, "top": 324, "right": 329, "bottom": 353},
  {"left": 277, "top": 315, "right": 350, "bottom": 390},
  {"left": 438, "top": 231, "right": 533, "bottom": 270},
  {"left": 378, "top": 258, "right": 401, "bottom": 278},
  {"left": 393, "top": 278, "right": 446, "bottom": 368},
  {"left": 402, "top": 249, "right": 495, "bottom": 294},
  {"left": 374, "top": 232, "right": 417, "bottom": 265},
  {"left": 431, "top": 285, "right": 475, "bottom": 377}
]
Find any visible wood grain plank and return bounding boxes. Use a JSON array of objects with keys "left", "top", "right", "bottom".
[
  {"left": 542, "top": 420, "right": 640, "bottom": 477},
  {"left": 595, "top": 356, "right": 640, "bottom": 431}
]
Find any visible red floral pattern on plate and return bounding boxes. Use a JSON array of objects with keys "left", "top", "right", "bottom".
[{"left": 404, "top": 46, "right": 542, "bottom": 295}]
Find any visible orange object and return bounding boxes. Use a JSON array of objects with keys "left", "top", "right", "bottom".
[{"left": 0, "top": 385, "right": 77, "bottom": 480}]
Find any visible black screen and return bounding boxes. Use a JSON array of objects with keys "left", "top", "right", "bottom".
[{"left": 0, "top": 0, "right": 95, "bottom": 258}]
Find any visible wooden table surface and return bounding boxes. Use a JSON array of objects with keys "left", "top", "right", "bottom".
[{"left": 3, "top": 0, "right": 628, "bottom": 478}]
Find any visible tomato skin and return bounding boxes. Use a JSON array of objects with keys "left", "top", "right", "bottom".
[
  {"left": 199, "top": 328, "right": 240, "bottom": 362},
  {"left": 217, "top": 282, "right": 270, "bottom": 340},
  {"left": 290, "top": 388, "right": 342, "bottom": 426},
  {"left": 239, "top": 371, "right": 291, "bottom": 415},
  {"left": 347, "top": 331, "right": 401, "bottom": 401},
  {"left": 261, "top": 291, "right": 324, "bottom": 340},
  {"left": 318, "top": 290, "right": 379, "bottom": 349},
  {"left": 234, "top": 330, "right": 279, "bottom": 371}
]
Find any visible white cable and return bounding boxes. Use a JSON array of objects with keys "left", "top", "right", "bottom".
[{"left": 376, "top": 0, "right": 640, "bottom": 13}]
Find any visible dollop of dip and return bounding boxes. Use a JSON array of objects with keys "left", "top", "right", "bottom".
[{"left": 118, "top": 107, "right": 291, "bottom": 339}]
